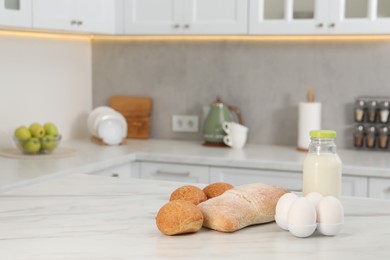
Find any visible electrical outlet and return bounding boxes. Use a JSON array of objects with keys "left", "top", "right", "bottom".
[{"left": 172, "top": 115, "right": 199, "bottom": 133}]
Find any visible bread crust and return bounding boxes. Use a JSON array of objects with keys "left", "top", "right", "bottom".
[
  {"left": 156, "top": 200, "right": 204, "bottom": 236},
  {"left": 198, "top": 183, "right": 288, "bottom": 232},
  {"left": 170, "top": 185, "right": 207, "bottom": 205},
  {"left": 203, "top": 182, "right": 234, "bottom": 199}
]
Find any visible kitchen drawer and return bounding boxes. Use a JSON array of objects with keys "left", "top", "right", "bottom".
[
  {"left": 369, "top": 177, "right": 390, "bottom": 200},
  {"left": 90, "top": 163, "right": 132, "bottom": 179},
  {"left": 210, "top": 167, "right": 368, "bottom": 197},
  {"left": 210, "top": 167, "right": 303, "bottom": 192},
  {"left": 140, "top": 162, "right": 209, "bottom": 183},
  {"left": 342, "top": 176, "right": 368, "bottom": 197}
]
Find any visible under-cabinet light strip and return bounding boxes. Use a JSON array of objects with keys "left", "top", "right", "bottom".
[
  {"left": 91, "top": 35, "right": 390, "bottom": 42},
  {"left": 2, "top": 29, "right": 390, "bottom": 42},
  {"left": 0, "top": 29, "right": 92, "bottom": 40}
]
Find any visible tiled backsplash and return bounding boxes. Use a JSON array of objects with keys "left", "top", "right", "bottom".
[{"left": 92, "top": 40, "right": 390, "bottom": 149}]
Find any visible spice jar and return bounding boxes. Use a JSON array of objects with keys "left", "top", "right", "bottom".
[
  {"left": 353, "top": 125, "right": 364, "bottom": 148},
  {"left": 354, "top": 99, "right": 366, "bottom": 123},
  {"left": 379, "top": 101, "right": 390, "bottom": 124},
  {"left": 364, "top": 125, "right": 377, "bottom": 149},
  {"left": 303, "top": 130, "right": 342, "bottom": 198},
  {"left": 367, "top": 100, "right": 378, "bottom": 123},
  {"left": 378, "top": 126, "right": 389, "bottom": 150}
]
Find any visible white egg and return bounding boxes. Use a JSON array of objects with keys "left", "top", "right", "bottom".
[
  {"left": 274, "top": 192, "right": 298, "bottom": 230},
  {"left": 316, "top": 196, "right": 344, "bottom": 236},
  {"left": 287, "top": 197, "right": 317, "bottom": 238},
  {"left": 316, "top": 196, "right": 344, "bottom": 224},
  {"left": 305, "top": 192, "right": 324, "bottom": 207}
]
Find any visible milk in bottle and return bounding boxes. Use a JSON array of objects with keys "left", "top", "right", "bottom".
[{"left": 303, "top": 130, "right": 342, "bottom": 198}]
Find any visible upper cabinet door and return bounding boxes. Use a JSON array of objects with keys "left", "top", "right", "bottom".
[
  {"left": 0, "top": 0, "right": 32, "bottom": 28},
  {"left": 183, "top": 0, "right": 248, "bottom": 34},
  {"left": 124, "top": 0, "right": 184, "bottom": 34},
  {"left": 330, "top": 0, "right": 390, "bottom": 34},
  {"left": 250, "top": 0, "right": 390, "bottom": 35},
  {"left": 124, "top": 0, "right": 248, "bottom": 35},
  {"left": 32, "top": 0, "right": 73, "bottom": 31},
  {"left": 32, "top": 0, "right": 120, "bottom": 34},
  {"left": 73, "top": 0, "right": 120, "bottom": 34},
  {"left": 249, "top": 0, "right": 329, "bottom": 35}
]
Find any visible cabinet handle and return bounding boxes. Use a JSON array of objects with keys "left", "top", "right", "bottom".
[
  {"left": 111, "top": 173, "right": 119, "bottom": 177},
  {"left": 156, "top": 170, "right": 190, "bottom": 176},
  {"left": 70, "top": 20, "right": 77, "bottom": 25},
  {"left": 183, "top": 24, "right": 190, "bottom": 29},
  {"left": 328, "top": 23, "right": 336, "bottom": 28},
  {"left": 173, "top": 24, "right": 180, "bottom": 28},
  {"left": 77, "top": 21, "right": 83, "bottom": 26},
  {"left": 317, "top": 23, "right": 324, "bottom": 28}
]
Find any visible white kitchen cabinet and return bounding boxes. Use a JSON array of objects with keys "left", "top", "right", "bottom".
[
  {"left": 210, "top": 167, "right": 369, "bottom": 197},
  {"left": 124, "top": 0, "right": 248, "bottom": 35},
  {"left": 0, "top": 0, "right": 32, "bottom": 28},
  {"left": 342, "top": 175, "right": 368, "bottom": 197},
  {"left": 368, "top": 177, "right": 390, "bottom": 199},
  {"left": 210, "top": 167, "right": 303, "bottom": 191},
  {"left": 140, "top": 162, "right": 210, "bottom": 183},
  {"left": 330, "top": 0, "right": 390, "bottom": 34},
  {"left": 89, "top": 163, "right": 133, "bottom": 179},
  {"left": 32, "top": 0, "right": 122, "bottom": 34},
  {"left": 249, "top": 0, "right": 390, "bottom": 35}
]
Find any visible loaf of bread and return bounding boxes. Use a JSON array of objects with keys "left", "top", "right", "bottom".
[
  {"left": 170, "top": 185, "right": 207, "bottom": 205},
  {"left": 156, "top": 200, "right": 204, "bottom": 236},
  {"left": 203, "top": 182, "right": 234, "bottom": 199},
  {"left": 198, "top": 183, "right": 288, "bottom": 232}
]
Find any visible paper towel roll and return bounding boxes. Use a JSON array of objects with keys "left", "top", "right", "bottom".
[{"left": 298, "top": 102, "right": 322, "bottom": 150}]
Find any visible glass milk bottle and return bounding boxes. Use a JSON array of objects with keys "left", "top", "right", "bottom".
[{"left": 303, "top": 130, "right": 342, "bottom": 198}]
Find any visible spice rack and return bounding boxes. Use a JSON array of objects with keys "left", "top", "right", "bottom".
[{"left": 353, "top": 96, "right": 390, "bottom": 150}]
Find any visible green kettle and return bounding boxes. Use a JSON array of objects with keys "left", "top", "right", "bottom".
[{"left": 203, "top": 97, "right": 244, "bottom": 145}]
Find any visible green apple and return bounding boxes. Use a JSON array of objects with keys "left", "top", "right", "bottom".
[
  {"left": 14, "top": 126, "right": 31, "bottom": 140},
  {"left": 44, "top": 122, "right": 59, "bottom": 137},
  {"left": 41, "top": 135, "right": 57, "bottom": 152},
  {"left": 23, "top": 138, "right": 41, "bottom": 154},
  {"left": 29, "top": 123, "right": 45, "bottom": 138}
]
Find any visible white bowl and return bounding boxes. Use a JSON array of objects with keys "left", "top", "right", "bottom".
[
  {"left": 95, "top": 112, "right": 127, "bottom": 145},
  {"left": 87, "top": 106, "right": 116, "bottom": 137},
  {"left": 98, "top": 119, "right": 125, "bottom": 145}
]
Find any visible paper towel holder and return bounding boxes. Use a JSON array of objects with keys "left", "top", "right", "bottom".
[{"left": 297, "top": 87, "right": 322, "bottom": 152}]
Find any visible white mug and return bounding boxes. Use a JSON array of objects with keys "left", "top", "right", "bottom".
[{"left": 222, "top": 122, "right": 248, "bottom": 149}]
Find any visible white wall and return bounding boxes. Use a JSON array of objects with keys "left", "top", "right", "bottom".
[{"left": 0, "top": 34, "right": 92, "bottom": 148}]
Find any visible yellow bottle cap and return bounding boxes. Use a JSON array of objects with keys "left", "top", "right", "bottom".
[{"left": 310, "top": 130, "right": 337, "bottom": 138}]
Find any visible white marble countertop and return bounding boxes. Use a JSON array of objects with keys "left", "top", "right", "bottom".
[
  {"left": 0, "top": 173, "right": 389, "bottom": 259},
  {"left": 1, "top": 138, "right": 390, "bottom": 191}
]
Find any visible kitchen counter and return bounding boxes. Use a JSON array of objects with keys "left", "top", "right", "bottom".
[
  {"left": 0, "top": 173, "right": 389, "bottom": 259},
  {"left": 1, "top": 139, "right": 390, "bottom": 191}
]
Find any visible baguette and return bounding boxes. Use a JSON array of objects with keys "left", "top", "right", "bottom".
[{"left": 198, "top": 183, "right": 287, "bottom": 232}]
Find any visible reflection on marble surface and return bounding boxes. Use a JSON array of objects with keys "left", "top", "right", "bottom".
[{"left": 0, "top": 174, "right": 389, "bottom": 259}]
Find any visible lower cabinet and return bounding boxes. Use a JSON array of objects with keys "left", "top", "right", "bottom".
[
  {"left": 90, "top": 163, "right": 133, "bottom": 179},
  {"left": 210, "top": 167, "right": 369, "bottom": 197},
  {"left": 139, "top": 162, "right": 210, "bottom": 183},
  {"left": 100, "top": 161, "right": 374, "bottom": 199},
  {"left": 342, "top": 176, "right": 368, "bottom": 197},
  {"left": 369, "top": 177, "right": 390, "bottom": 199},
  {"left": 210, "top": 167, "right": 303, "bottom": 191}
]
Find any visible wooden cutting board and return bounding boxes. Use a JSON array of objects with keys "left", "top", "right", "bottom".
[{"left": 109, "top": 96, "right": 153, "bottom": 139}]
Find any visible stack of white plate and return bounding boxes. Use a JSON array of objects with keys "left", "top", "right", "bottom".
[{"left": 87, "top": 106, "right": 127, "bottom": 145}]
